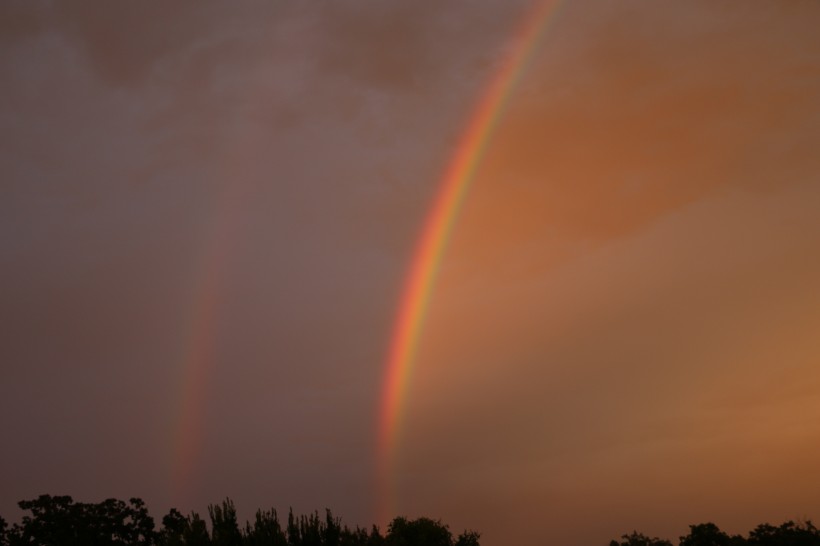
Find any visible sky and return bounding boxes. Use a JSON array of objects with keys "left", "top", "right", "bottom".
[{"left": 1, "top": 1, "right": 819, "bottom": 545}]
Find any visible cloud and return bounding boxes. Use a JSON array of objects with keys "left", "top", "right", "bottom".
[
  {"left": 0, "top": 0, "right": 534, "bottom": 524},
  {"left": 399, "top": 181, "right": 820, "bottom": 544},
  {"left": 1, "top": 2, "right": 818, "bottom": 544}
]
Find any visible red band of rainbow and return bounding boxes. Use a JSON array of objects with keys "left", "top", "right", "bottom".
[{"left": 377, "top": 0, "right": 565, "bottom": 522}]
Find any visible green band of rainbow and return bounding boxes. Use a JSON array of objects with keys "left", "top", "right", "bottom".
[{"left": 377, "top": 0, "right": 565, "bottom": 521}]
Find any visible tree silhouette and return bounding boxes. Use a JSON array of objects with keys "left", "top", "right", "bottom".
[
  {"left": 610, "top": 520, "right": 820, "bottom": 546},
  {"left": 8, "top": 492, "right": 820, "bottom": 546},
  {"left": 244, "top": 508, "right": 288, "bottom": 546},
  {"left": 748, "top": 520, "right": 820, "bottom": 546},
  {"left": 610, "top": 531, "right": 673, "bottom": 546},
  {"left": 385, "top": 517, "right": 453, "bottom": 546},
  {"left": 158, "top": 509, "right": 186, "bottom": 546},
  {"left": 188, "top": 512, "right": 211, "bottom": 546},
  {"left": 208, "top": 499, "right": 242, "bottom": 546},
  {"left": 365, "top": 525, "right": 386, "bottom": 546},
  {"left": 287, "top": 508, "right": 300, "bottom": 546},
  {"left": 454, "top": 530, "right": 481, "bottom": 546},
  {"left": 680, "top": 522, "right": 745, "bottom": 546},
  {"left": 6, "top": 495, "right": 155, "bottom": 546}
]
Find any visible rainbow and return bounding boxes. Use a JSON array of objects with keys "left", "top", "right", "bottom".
[
  {"left": 171, "top": 221, "right": 233, "bottom": 502},
  {"left": 377, "top": 0, "right": 565, "bottom": 521},
  {"left": 170, "top": 140, "right": 255, "bottom": 503}
]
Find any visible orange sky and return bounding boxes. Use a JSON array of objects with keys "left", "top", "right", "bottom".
[
  {"left": 0, "top": 2, "right": 818, "bottom": 545},
  {"left": 389, "top": 2, "right": 820, "bottom": 543}
]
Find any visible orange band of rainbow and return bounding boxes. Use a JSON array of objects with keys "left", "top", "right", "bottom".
[{"left": 377, "top": 0, "right": 565, "bottom": 521}]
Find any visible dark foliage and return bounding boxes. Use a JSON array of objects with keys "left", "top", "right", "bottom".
[
  {"left": 0, "top": 495, "right": 479, "bottom": 546},
  {"left": 612, "top": 520, "right": 820, "bottom": 546},
  {"left": 5, "top": 495, "right": 154, "bottom": 546},
  {"left": 3, "top": 495, "right": 818, "bottom": 546},
  {"left": 747, "top": 521, "right": 820, "bottom": 546},
  {"left": 610, "top": 531, "right": 673, "bottom": 546}
]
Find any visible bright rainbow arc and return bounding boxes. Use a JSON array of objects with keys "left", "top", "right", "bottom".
[{"left": 377, "top": 0, "right": 565, "bottom": 521}]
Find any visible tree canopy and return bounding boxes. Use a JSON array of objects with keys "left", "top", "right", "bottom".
[
  {"left": 0, "top": 496, "right": 479, "bottom": 546},
  {"left": 2, "top": 495, "right": 819, "bottom": 546},
  {"left": 611, "top": 521, "right": 820, "bottom": 546}
]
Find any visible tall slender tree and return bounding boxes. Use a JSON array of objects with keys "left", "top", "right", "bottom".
[{"left": 208, "top": 499, "right": 242, "bottom": 546}]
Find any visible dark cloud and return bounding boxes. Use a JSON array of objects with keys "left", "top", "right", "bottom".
[{"left": 1, "top": 2, "right": 819, "bottom": 545}]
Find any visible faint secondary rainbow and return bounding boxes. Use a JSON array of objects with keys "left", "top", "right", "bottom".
[
  {"left": 171, "top": 214, "right": 235, "bottom": 502},
  {"left": 377, "top": 0, "right": 565, "bottom": 521},
  {"left": 170, "top": 126, "right": 259, "bottom": 503}
]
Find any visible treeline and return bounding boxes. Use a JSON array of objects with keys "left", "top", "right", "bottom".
[
  {"left": 0, "top": 495, "right": 480, "bottom": 546},
  {"left": 611, "top": 521, "right": 820, "bottom": 546},
  {"left": 2, "top": 496, "right": 817, "bottom": 546}
]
